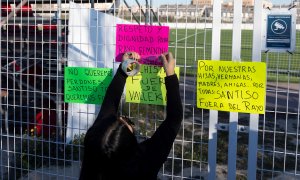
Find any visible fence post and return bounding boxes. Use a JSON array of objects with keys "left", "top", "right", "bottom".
[
  {"left": 145, "top": 0, "right": 149, "bottom": 25},
  {"left": 227, "top": 0, "right": 242, "bottom": 179},
  {"left": 149, "top": 0, "right": 153, "bottom": 25},
  {"left": 248, "top": 0, "right": 263, "bottom": 179},
  {"left": 208, "top": 0, "right": 221, "bottom": 179},
  {"left": 56, "top": 0, "right": 64, "bottom": 143}
]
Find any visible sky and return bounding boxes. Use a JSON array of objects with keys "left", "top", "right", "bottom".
[{"left": 129, "top": 0, "right": 292, "bottom": 7}]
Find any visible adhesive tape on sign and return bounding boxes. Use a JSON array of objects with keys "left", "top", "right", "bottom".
[{"left": 121, "top": 59, "right": 141, "bottom": 76}]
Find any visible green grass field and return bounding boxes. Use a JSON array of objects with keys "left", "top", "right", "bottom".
[{"left": 169, "top": 29, "right": 300, "bottom": 82}]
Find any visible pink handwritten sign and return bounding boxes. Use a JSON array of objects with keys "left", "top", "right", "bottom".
[{"left": 115, "top": 24, "right": 169, "bottom": 66}]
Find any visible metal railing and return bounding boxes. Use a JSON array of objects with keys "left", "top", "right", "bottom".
[{"left": 0, "top": 0, "right": 299, "bottom": 179}]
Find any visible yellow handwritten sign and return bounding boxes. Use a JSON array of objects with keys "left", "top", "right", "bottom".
[
  {"left": 197, "top": 60, "right": 266, "bottom": 114},
  {"left": 126, "top": 65, "right": 180, "bottom": 105}
]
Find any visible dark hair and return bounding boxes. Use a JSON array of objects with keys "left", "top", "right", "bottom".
[
  {"left": 79, "top": 116, "right": 137, "bottom": 180},
  {"left": 101, "top": 117, "right": 137, "bottom": 161}
]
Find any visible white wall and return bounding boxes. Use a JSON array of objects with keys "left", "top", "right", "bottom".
[{"left": 66, "top": 2, "right": 128, "bottom": 142}]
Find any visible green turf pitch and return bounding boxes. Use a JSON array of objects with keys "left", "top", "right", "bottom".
[{"left": 169, "top": 29, "right": 300, "bottom": 82}]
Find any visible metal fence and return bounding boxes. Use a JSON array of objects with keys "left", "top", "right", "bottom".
[{"left": 0, "top": 0, "right": 299, "bottom": 179}]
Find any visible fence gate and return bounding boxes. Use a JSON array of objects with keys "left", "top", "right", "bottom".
[
  {"left": 1, "top": 0, "right": 300, "bottom": 180},
  {"left": 208, "top": 0, "right": 261, "bottom": 179}
]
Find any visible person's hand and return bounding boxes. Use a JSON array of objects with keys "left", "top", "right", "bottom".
[
  {"left": 160, "top": 52, "right": 175, "bottom": 76},
  {"left": 121, "top": 52, "right": 141, "bottom": 75},
  {"left": 122, "top": 52, "right": 140, "bottom": 62}
]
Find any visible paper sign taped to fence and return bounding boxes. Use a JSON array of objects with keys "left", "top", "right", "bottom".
[
  {"left": 126, "top": 65, "right": 179, "bottom": 105},
  {"left": 197, "top": 60, "right": 266, "bottom": 114},
  {"left": 115, "top": 24, "right": 169, "bottom": 66},
  {"left": 64, "top": 67, "right": 113, "bottom": 104}
]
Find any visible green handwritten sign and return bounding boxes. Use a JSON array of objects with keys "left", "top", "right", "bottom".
[
  {"left": 126, "top": 65, "right": 180, "bottom": 105},
  {"left": 64, "top": 67, "right": 113, "bottom": 104},
  {"left": 197, "top": 60, "right": 267, "bottom": 114}
]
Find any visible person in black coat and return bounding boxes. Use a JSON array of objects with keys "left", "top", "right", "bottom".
[{"left": 79, "top": 52, "right": 183, "bottom": 180}]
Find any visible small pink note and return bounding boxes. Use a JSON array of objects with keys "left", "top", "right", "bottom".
[{"left": 115, "top": 24, "right": 169, "bottom": 66}]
